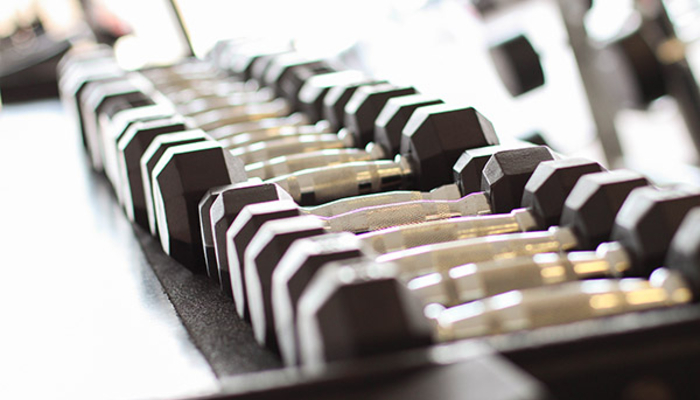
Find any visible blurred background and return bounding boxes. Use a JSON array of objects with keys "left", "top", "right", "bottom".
[{"left": 2, "top": 0, "right": 700, "bottom": 181}]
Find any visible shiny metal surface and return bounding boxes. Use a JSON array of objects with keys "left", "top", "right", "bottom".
[{"left": 0, "top": 100, "right": 218, "bottom": 400}]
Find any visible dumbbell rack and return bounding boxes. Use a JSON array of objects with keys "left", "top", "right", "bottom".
[{"left": 61, "top": 43, "right": 700, "bottom": 400}]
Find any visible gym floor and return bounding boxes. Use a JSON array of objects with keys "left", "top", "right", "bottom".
[{"left": 0, "top": 100, "right": 218, "bottom": 400}]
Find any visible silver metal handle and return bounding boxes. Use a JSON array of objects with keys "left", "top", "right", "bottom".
[
  {"left": 359, "top": 207, "right": 536, "bottom": 254},
  {"left": 268, "top": 156, "right": 413, "bottom": 204},
  {"left": 378, "top": 226, "right": 580, "bottom": 278},
  {"left": 322, "top": 192, "right": 492, "bottom": 233},
  {"left": 231, "top": 134, "right": 345, "bottom": 165}
]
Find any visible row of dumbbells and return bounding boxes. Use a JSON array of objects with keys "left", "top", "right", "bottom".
[{"left": 59, "top": 40, "right": 700, "bottom": 372}]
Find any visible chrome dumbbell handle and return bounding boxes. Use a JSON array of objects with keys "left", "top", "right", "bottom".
[
  {"left": 435, "top": 269, "right": 692, "bottom": 341},
  {"left": 409, "top": 241, "right": 632, "bottom": 306},
  {"left": 300, "top": 184, "right": 461, "bottom": 217},
  {"left": 268, "top": 156, "right": 414, "bottom": 204},
  {"left": 319, "top": 192, "right": 492, "bottom": 233},
  {"left": 359, "top": 207, "right": 538, "bottom": 254},
  {"left": 378, "top": 226, "right": 580, "bottom": 278}
]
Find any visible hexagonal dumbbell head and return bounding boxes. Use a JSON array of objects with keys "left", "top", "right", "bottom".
[
  {"left": 612, "top": 186, "right": 700, "bottom": 275},
  {"left": 452, "top": 142, "right": 535, "bottom": 195},
  {"left": 297, "top": 70, "right": 368, "bottom": 122},
  {"left": 209, "top": 183, "right": 293, "bottom": 289},
  {"left": 272, "top": 232, "right": 369, "bottom": 366},
  {"left": 81, "top": 78, "right": 154, "bottom": 170},
  {"left": 560, "top": 170, "right": 650, "bottom": 250},
  {"left": 227, "top": 42, "right": 292, "bottom": 80},
  {"left": 322, "top": 80, "right": 387, "bottom": 131},
  {"left": 152, "top": 141, "right": 247, "bottom": 272},
  {"left": 199, "top": 184, "right": 240, "bottom": 279},
  {"left": 489, "top": 34, "right": 545, "bottom": 97},
  {"left": 665, "top": 207, "right": 700, "bottom": 298},
  {"left": 104, "top": 103, "right": 176, "bottom": 200},
  {"left": 344, "top": 84, "right": 417, "bottom": 147},
  {"left": 403, "top": 105, "right": 500, "bottom": 191},
  {"left": 521, "top": 158, "right": 606, "bottom": 228},
  {"left": 245, "top": 216, "right": 327, "bottom": 348},
  {"left": 118, "top": 115, "right": 189, "bottom": 228},
  {"left": 264, "top": 55, "right": 334, "bottom": 107},
  {"left": 141, "top": 130, "right": 208, "bottom": 236},
  {"left": 297, "top": 259, "right": 432, "bottom": 368},
  {"left": 228, "top": 200, "right": 305, "bottom": 317},
  {"left": 480, "top": 146, "right": 555, "bottom": 213},
  {"left": 373, "top": 94, "right": 444, "bottom": 156},
  {"left": 58, "top": 59, "right": 123, "bottom": 150}
]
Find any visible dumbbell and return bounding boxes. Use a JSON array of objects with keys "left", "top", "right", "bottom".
[
  {"left": 122, "top": 82, "right": 436, "bottom": 243},
  {"left": 203, "top": 107, "right": 507, "bottom": 298},
  {"left": 408, "top": 183, "right": 700, "bottom": 307},
  {"left": 122, "top": 77, "right": 440, "bottom": 272},
  {"left": 295, "top": 187, "right": 700, "bottom": 367},
  {"left": 237, "top": 146, "right": 574, "bottom": 349},
  {"left": 242, "top": 93, "right": 444, "bottom": 180},
  {"left": 84, "top": 67, "right": 352, "bottom": 201},
  {"left": 264, "top": 168, "right": 649, "bottom": 363}
]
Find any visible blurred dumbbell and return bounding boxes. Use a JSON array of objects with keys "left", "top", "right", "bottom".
[
  {"left": 295, "top": 187, "right": 700, "bottom": 367},
  {"left": 264, "top": 168, "right": 651, "bottom": 363},
  {"left": 204, "top": 106, "right": 508, "bottom": 302},
  {"left": 240, "top": 151, "right": 609, "bottom": 350},
  {"left": 162, "top": 104, "right": 497, "bottom": 277}
]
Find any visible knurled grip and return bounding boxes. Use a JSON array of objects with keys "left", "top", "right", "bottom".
[
  {"left": 301, "top": 184, "right": 461, "bottom": 217},
  {"left": 269, "top": 157, "right": 413, "bottom": 204},
  {"left": 377, "top": 226, "right": 580, "bottom": 278},
  {"left": 437, "top": 270, "right": 691, "bottom": 341},
  {"left": 246, "top": 148, "right": 375, "bottom": 180},
  {"left": 322, "top": 192, "right": 492, "bottom": 233},
  {"left": 360, "top": 206, "right": 536, "bottom": 253},
  {"left": 231, "top": 134, "right": 345, "bottom": 164}
]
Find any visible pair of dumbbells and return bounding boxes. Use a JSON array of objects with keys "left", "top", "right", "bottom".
[
  {"left": 287, "top": 185, "right": 700, "bottom": 368},
  {"left": 232, "top": 152, "right": 693, "bottom": 360},
  {"left": 60, "top": 44, "right": 478, "bottom": 276},
  {"left": 233, "top": 155, "right": 647, "bottom": 358}
]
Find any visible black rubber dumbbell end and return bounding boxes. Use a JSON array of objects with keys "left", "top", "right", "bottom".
[
  {"left": 273, "top": 232, "right": 368, "bottom": 366},
  {"left": 153, "top": 141, "right": 247, "bottom": 273},
  {"left": 560, "top": 170, "right": 649, "bottom": 251},
  {"left": 297, "top": 259, "right": 433, "bottom": 368},
  {"left": 665, "top": 207, "right": 700, "bottom": 298},
  {"left": 521, "top": 158, "right": 605, "bottom": 228},
  {"left": 403, "top": 105, "right": 501, "bottom": 192},
  {"left": 612, "top": 186, "right": 700, "bottom": 275},
  {"left": 481, "top": 146, "right": 555, "bottom": 214}
]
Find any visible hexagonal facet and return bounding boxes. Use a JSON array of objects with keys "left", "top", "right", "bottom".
[
  {"left": 612, "top": 187, "right": 700, "bottom": 275},
  {"left": 374, "top": 94, "right": 444, "bottom": 157},
  {"left": 452, "top": 142, "right": 534, "bottom": 195},
  {"left": 272, "top": 233, "right": 365, "bottom": 365},
  {"left": 561, "top": 170, "right": 649, "bottom": 250},
  {"left": 298, "top": 71, "right": 368, "bottom": 122},
  {"left": 481, "top": 146, "right": 554, "bottom": 213},
  {"left": 198, "top": 184, "right": 239, "bottom": 279},
  {"left": 344, "top": 84, "right": 417, "bottom": 147},
  {"left": 489, "top": 34, "right": 545, "bottom": 96},
  {"left": 244, "top": 216, "right": 326, "bottom": 348},
  {"left": 228, "top": 200, "right": 303, "bottom": 318},
  {"left": 322, "top": 80, "right": 386, "bottom": 131},
  {"left": 153, "top": 141, "right": 247, "bottom": 272},
  {"left": 297, "top": 260, "right": 433, "bottom": 367},
  {"left": 141, "top": 130, "right": 208, "bottom": 236},
  {"left": 666, "top": 207, "right": 700, "bottom": 297},
  {"left": 521, "top": 158, "right": 605, "bottom": 228},
  {"left": 404, "top": 105, "right": 500, "bottom": 191},
  {"left": 210, "top": 183, "right": 292, "bottom": 293},
  {"left": 278, "top": 63, "right": 335, "bottom": 109},
  {"left": 118, "top": 116, "right": 188, "bottom": 228}
]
